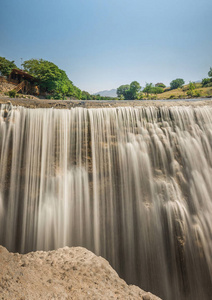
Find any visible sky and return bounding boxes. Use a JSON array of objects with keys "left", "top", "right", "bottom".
[{"left": 0, "top": 0, "right": 212, "bottom": 94}]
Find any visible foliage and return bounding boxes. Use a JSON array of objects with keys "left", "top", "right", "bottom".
[
  {"left": 194, "top": 90, "right": 201, "bottom": 97},
  {"left": 129, "top": 81, "right": 141, "bottom": 99},
  {"left": 189, "top": 81, "right": 195, "bottom": 91},
  {"left": 170, "top": 78, "right": 185, "bottom": 89},
  {"left": 117, "top": 81, "right": 141, "bottom": 100},
  {"left": 138, "top": 92, "right": 144, "bottom": 100},
  {"left": 22, "top": 59, "right": 79, "bottom": 98},
  {"left": 142, "top": 83, "right": 163, "bottom": 95},
  {"left": 151, "top": 86, "right": 164, "bottom": 94},
  {"left": 8, "top": 89, "right": 17, "bottom": 98},
  {"left": 208, "top": 67, "right": 212, "bottom": 77},
  {"left": 168, "top": 95, "right": 176, "bottom": 99},
  {"left": 186, "top": 90, "right": 193, "bottom": 97},
  {"left": 143, "top": 83, "right": 153, "bottom": 95},
  {"left": 81, "top": 91, "right": 90, "bottom": 100},
  {"left": 117, "top": 85, "right": 130, "bottom": 98},
  {"left": 202, "top": 78, "right": 211, "bottom": 86},
  {"left": 187, "top": 82, "right": 201, "bottom": 98},
  {"left": 155, "top": 83, "right": 166, "bottom": 88},
  {"left": 204, "top": 82, "right": 212, "bottom": 87},
  {"left": 207, "top": 89, "right": 212, "bottom": 96},
  {"left": 0, "top": 57, "right": 17, "bottom": 76},
  {"left": 148, "top": 95, "right": 157, "bottom": 100},
  {"left": 53, "top": 92, "right": 65, "bottom": 100}
]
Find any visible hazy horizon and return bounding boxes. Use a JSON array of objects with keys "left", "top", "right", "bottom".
[{"left": 0, "top": 0, "right": 211, "bottom": 94}]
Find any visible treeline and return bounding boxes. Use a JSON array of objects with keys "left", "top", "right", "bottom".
[
  {"left": 0, "top": 56, "right": 116, "bottom": 100},
  {"left": 117, "top": 68, "right": 212, "bottom": 100},
  {"left": 117, "top": 79, "right": 186, "bottom": 100},
  {"left": 1, "top": 56, "right": 212, "bottom": 100}
]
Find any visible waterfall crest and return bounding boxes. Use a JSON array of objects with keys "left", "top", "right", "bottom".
[{"left": 0, "top": 104, "right": 212, "bottom": 300}]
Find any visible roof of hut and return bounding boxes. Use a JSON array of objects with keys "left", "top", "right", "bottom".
[{"left": 10, "top": 69, "right": 37, "bottom": 81}]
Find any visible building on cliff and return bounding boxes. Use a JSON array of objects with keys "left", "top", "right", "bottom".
[{"left": 0, "top": 69, "right": 39, "bottom": 95}]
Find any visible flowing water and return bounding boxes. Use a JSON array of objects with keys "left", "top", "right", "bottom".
[{"left": 0, "top": 103, "right": 212, "bottom": 299}]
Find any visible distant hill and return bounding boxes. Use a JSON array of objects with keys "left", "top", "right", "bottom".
[{"left": 93, "top": 89, "right": 117, "bottom": 97}]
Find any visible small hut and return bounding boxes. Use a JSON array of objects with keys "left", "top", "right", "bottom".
[{"left": 8, "top": 69, "right": 39, "bottom": 95}]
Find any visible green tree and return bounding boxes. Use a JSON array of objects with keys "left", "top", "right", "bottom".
[
  {"left": 151, "top": 86, "right": 164, "bottom": 94},
  {"left": 22, "top": 58, "right": 80, "bottom": 98},
  {"left": 208, "top": 67, "right": 212, "bottom": 77},
  {"left": 81, "top": 91, "right": 91, "bottom": 100},
  {"left": 0, "top": 57, "right": 17, "bottom": 76},
  {"left": 117, "top": 82, "right": 141, "bottom": 100},
  {"left": 170, "top": 78, "right": 185, "bottom": 89},
  {"left": 155, "top": 83, "right": 166, "bottom": 88},
  {"left": 187, "top": 81, "right": 195, "bottom": 97},
  {"left": 23, "top": 59, "right": 62, "bottom": 92},
  {"left": 202, "top": 78, "right": 211, "bottom": 86},
  {"left": 129, "top": 81, "right": 141, "bottom": 99},
  {"left": 117, "top": 84, "right": 130, "bottom": 98},
  {"left": 143, "top": 83, "right": 153, "bottom": 95}
]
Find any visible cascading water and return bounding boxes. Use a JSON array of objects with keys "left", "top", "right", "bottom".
[{"left": 0, "top": 103, "right": 212, "bottom": 300}]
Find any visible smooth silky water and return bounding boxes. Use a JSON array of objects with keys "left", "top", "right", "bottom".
[{"left": 0, "top": 103, "right": 212, "bottom": 299}]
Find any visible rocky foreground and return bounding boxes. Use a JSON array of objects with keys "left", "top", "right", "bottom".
[{"left": 0, "top": 246, "right": 161, "bottom": 300}]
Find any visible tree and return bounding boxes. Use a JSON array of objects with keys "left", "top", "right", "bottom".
[
  {"left": 129, "top": 81, "right": 141, "bottom": 99},
  {"left": 187, "top": 81, "right": 195, "bottom": 97},
  {"left": 81, "top": 91, "right": 91, "bottom": 100},
  {"left": 155, "top": 83, "right": 166, "bottom": 88},
  {"left": 170, "top": 78, "right": 185, "bottom": 89},
  {"left": 143, "top": 83, "right": 153, "bottom": 95},
  {"left": 208, "top": 67, "right": 212, "bottom": 77},
  {"left": 23, "top": 59, "right": 62, "bottom": 92},
  {"left": 0, "top": 57, "right": 17, "bottom": 76},
  {"left": 117, "top": 84, "right": 130, "bottom": 98},
  {"left": 117, "top": 82, "right": 141, "bottom": 100},
  {"left": 22, "top": 58, "right": 79, "bottom": 98},
  {"left": 151, "top": 86, "right": 164, "bottom": 94},
  {"left": 202, "top": 78, "right": 211, "bottom": 86}
]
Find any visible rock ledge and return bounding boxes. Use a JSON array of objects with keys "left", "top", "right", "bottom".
[{"left": 0, "top": 245, "right": 161, "bottom": 299}]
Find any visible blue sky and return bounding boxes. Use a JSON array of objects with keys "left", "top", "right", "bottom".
[{"left": 0, "top": 0, "right": 212, "bottom": 93}]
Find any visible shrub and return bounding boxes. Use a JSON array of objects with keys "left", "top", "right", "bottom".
[
  {"left": 202, "top": 78, "right": 211, "bottom": 86},
  {"left": 205, "top": 82, "right": 212, "bottom": 87},
  {"left": 182, "top": 86, "right": 189, "bottom": 91},
  {"left": 194, "top": 91, "right": 201, "bottom": 97},
  {"left": 53, "top": 93, "right": 64, "bottom": 100},
  {"left": 8, "top": 90, "right": 16, "bottom": 98},
  {"left": 152, "top": 87, "right": 164, "bottom": 94},
  {"left": 207, "top": 89, "right": 212, "bottom": 96},
  {"left": 187, "top": 90, "right": 193, "bottom": 97},
  {"left": 155, "top": 83, "right": 166, "bottom": 88}
]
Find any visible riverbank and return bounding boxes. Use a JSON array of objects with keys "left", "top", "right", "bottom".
[{"left": 0, "top": 96, "right": 212, "bottom": 109}]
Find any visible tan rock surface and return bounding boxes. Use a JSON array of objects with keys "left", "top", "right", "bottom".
[
  {"left": 0, "top": 246, "right": 161, "bottom": 300},
  {"left": 0, "top": 95, "right": 212, "bottom": 109}
]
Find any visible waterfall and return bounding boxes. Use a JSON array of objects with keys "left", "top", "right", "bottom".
[{"left": 0, "top": 103, "right": 212, "bottom": 300}]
